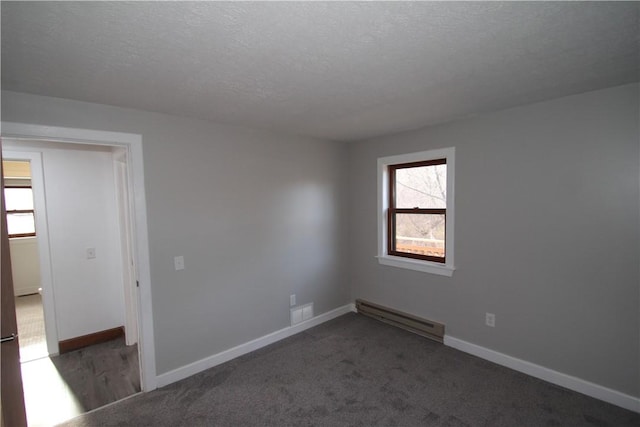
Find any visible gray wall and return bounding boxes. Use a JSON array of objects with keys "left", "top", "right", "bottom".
[
  {"left": 3, "top": 84, "right": 638, "bottom": 398},
  {"left": 348, "top": 83, "right": 639, "bottom": 397},
  {"left": 2, "top": 90, "right": 350, "bottom": 374}
]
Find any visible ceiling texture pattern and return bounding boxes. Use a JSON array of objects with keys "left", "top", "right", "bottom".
[{"left": 2, "top": 1, "right": 638, "bottom": 142}]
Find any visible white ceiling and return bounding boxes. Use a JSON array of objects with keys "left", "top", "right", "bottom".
[{"left": 2, "top": 2, "right": 638, "bottom": 142}]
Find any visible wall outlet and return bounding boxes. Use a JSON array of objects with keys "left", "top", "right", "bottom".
[
  {"left": 486, "top": 312, "right": 496, "bottom": 327},
  {"left": 290, "top": 302, "right": 314, "bottom": 325},
  {"left": 302, "top": 303, "right": 314, "bottom": 321},
  {"left": 290, "top": 307, "right": 303, "bottom": 325},
  {"left": 290, "top": 294, "right": 296, "bottom": 307},
  {"left": 174, "top": 256, "right": 185, "bottom": 271}
]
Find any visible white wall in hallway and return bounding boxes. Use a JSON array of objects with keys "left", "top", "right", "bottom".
[
  {"left": 9, "top": 237, "right": 41, "bottom": 296},
  {"left": 5, "top": 141, "right": 126, "bottom": 341}
]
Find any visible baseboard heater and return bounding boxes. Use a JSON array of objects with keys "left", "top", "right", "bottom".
[{"left": 356, "top": 299, "right": 444, "bottom": 343}]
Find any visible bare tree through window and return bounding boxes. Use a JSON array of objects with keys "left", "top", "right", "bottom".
[{"left": 389, "top": 159, "right": 446, "bottom": 262}]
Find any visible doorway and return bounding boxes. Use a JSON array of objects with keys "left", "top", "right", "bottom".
[
  {"left": 3, "top": 142, "right": 141, "bottom": 425},
  {"left": 1, "top": 122, "right": 157, "bottom": 426},
  {"left": 3, "top": 160, "right": 47, "bottom": 364}
]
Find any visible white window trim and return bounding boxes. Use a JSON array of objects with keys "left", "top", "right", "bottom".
[{"left": 377, "top": 147, "right": 455, "bottom": 277}]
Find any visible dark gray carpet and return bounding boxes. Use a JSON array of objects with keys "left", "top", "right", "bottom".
[
  {"left": 52, "top": 337, "right": 140, "bottom": 412},
  {"left": 59, "top": 313, "right": 638, "bottom": 427}
]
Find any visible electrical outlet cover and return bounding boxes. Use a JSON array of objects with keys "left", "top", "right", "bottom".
[
  {"left": 302, "top": 303, "right": 313, "bottom": 321},
  {"left": 291, "top": 308, "right": 303, "bottom": 325},
  {"left": 486, "top": 313, "right": 495, "bottom": 327}
]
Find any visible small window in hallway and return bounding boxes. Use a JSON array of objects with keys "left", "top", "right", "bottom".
[{"left": 3, "top": 160, "right": 36, "bottom": 238}]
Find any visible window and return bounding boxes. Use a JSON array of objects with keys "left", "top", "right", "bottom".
[
  {"left": 4, "top": 186, "right": 36, "bottom": 238},
  {"left": 388, "top": 159, "right": 447, "bottom": 262},
  {"left": 378, "top": 148, "right": 455, "bottom": 276}
]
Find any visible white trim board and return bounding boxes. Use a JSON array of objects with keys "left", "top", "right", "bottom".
[
  {"left": 377, "top": 147, "right": 456, "bottom": 277},
  {"left": 157, "top": 304, "right": 355, "bottom": 388},
  {"left": 3, "top": 150, "right": 59, "bottom": 354},
  {"left": 444, "top": 336, "right": 640, "bottom": 413}
]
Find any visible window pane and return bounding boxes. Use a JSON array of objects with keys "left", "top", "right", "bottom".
[
  {"left": 395, "top": 213, "right": 445, "bottom": 258},
  {"left": 4, "top": 188, "right": 34, "bottom": 210},
  {"left": 395, "top": 164, "right": 446, "bottom": 209},
  {"left": 7, "top": 212, "right": 36, "bottom": 236}
]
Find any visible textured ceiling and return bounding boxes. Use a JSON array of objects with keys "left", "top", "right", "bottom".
[{"left": 2, "top": 2, "right": 638, "bottom": 142}]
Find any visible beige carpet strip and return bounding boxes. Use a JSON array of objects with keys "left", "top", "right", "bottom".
[{"left": 15, "top": 293, "right": 48, "bottom": 362}]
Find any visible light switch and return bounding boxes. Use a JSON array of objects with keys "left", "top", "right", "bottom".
[
  {"left": 86, "top": 248, "right": 96, "bottom": 259},
  {"left": 174, "top": 256, "right": 184, "bottom": 271}
]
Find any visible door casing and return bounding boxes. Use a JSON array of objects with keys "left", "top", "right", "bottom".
[
  {"left": 3, "top": 150, "right": 59, "bottom": 355},
  {"left": 1, "top": 143, "right": 28, "bottom": 427},
  {"left": 1, "top": 122, "right": 157, "bottom": 392}
]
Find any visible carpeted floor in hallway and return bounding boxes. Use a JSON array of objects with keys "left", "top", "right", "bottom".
[
  {"left": 15, "top": 293, "right": 48, "bottom": 362},
  {"left": 14, "top": 295, "right": 141, "bottom": 427}
]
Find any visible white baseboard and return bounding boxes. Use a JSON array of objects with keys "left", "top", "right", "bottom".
[
  {"left": 444, "top": 335, "right": 640, "bottom": 413},
  {"left": 156, "top": 303, "right": 354, "bottom": 388}
]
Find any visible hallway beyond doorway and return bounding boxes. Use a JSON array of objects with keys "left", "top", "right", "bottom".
[
  {"left": 21, "top": 337, "right": 140, "bottom": 427},
  {"left": 16, "top": 296, "right": 141, "bottom": 427},
  {"left": 15, "top": 293, "right": 47, "bottom": 363}
]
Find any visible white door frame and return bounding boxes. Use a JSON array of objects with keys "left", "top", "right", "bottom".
[
  {"left": 1, "top": 122, "right": 157, "bottom": 392},
  {"left": 113, "top": 150, "right": 139, "bottom": 346},
  {"left": 2, "top": 149, "right": 59, "bottom": 355}
]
